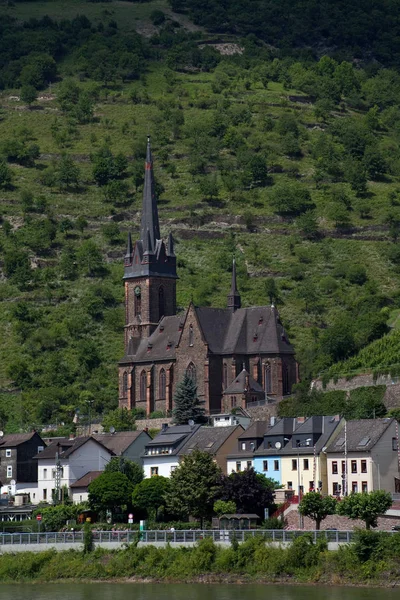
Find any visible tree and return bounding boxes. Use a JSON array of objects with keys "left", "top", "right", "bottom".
[
  {"left": 88, "top": 471, "right": 133, "bottom": 514},
  {"left": 56, "top": 154, "right": 80, "bottom": 190},
  {"left": 296, "top": 211, "right": 320, "bottom": 239},
  {"left": 102, "top": 408, "right": 136, "bottom": 432},
  {"left": 105, "top": 457, "right": 144, "bottom": 487},
  {"left": 132, "top": 476, "right": 170, "bottom": 520},
  {"left": 269, "top": 181, "right": 313, "bottom": 215},
  {"left": 172, "top": 373, "right": 205, "bottom": 425},
  {"left": 298, "top": 491, "right": 337, "bottom": 530},
  {"left": 265, "top": 278, "right": 279, "bottom": 305},
  {"left": 213, "top": 499, "right": 236, "bottom": 516},
  {"left": 218, "top": 468, "right": 274, "bottom": 516},
  {"left": 20, "top": 85, "right": 37, "bottom": 107},
  {"left": 76, "top": 240, "right": 104, "bottom": 277},
  {"left": 0, "top": 159, "right": 12, "bottom": 188},
  {"left": 337, "top": 490, "right": 392, "bottom": 529},
  {"left": 165, "top": 450, "right": 222, "bottom": 526}
]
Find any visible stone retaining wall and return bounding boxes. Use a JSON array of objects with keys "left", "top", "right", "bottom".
[{"left": 136, "top": 417, "right": 172, "bottom": 431}]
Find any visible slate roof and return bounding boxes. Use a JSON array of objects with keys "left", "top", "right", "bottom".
[
  {"left": 120, "top": 314, "right": 183, "bottom": 363},
  {"left": 179, "top": 425, "right": 243, "bottom": 455},
  {"left": 223, "top": 368, "right": 264, "bottom": 395},
  {"left": 0, "top": 433, "right": 41, "bottom": 447},
  {"left": 253, "top": 416, "right": 343, "bottom": 456},
  {"left": 238, "top": 421, "right": 270, "bottom": 439},
  {"left": 144, "top": 425, "right": 201, "bottom": 456},
  {"left": 33, "top": 436, "right": 114, "bottom": 460},
  {"left": 325, "top": 418, "right": 394, "bottom": 453},
  {"left": 70, "top": 471, "right": 103, "bottom": 489},
  {"left": 93, "top": 431, "right": 148, "bottom": 455},
  {"left": 194, "top": 305, "right": 295, "bottom": 356}
]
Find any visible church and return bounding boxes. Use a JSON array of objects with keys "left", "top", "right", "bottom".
[{"left": 118, "top": 139, "right": 299, "bottom": 416}]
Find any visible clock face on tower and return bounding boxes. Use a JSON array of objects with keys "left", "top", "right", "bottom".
[{"left": 134, "top": 286, "right": 141, "bottom": 297}]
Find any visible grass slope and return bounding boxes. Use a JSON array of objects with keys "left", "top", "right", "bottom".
[{"left": 0, "top": 1, "right": 400, "bottom": 429}]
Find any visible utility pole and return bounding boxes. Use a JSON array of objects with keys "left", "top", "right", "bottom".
[{"left": 54, "top": 444, "right": 62, "bottom": 505}]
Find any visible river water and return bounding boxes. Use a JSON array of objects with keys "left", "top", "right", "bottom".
[{"left": 0, "top": 584, "right": 397, "bottom": 600}]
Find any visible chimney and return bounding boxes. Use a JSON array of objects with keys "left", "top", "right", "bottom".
[
  {"left": 161, "top": 423, "right": 168, "bottom": 432},
  {"left": 69, "top": 433, "right": 75, "bottom": 440}
]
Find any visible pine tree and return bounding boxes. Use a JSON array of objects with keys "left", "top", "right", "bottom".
[{"left": 172, "top": 373, "right": 205, "bottom": 425}]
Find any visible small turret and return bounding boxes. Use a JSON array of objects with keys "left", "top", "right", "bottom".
[{"left": 227, "top": 258, "right": 241, "bottom": 312}]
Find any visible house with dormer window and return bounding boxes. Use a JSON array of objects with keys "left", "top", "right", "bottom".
[{"left": 326, "top": 418, "right": 399, "bottom": 496}]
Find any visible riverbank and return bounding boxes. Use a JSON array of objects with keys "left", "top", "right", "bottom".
[{"left": 0, "top": 532, "right": 400, "bottom": 586}]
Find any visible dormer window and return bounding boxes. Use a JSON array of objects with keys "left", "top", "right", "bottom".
[
  {"left": 159, "top": 325, "right": 164, "bottom": 332},
  {"left": 253, "top": 332, "right": 258, "bottom": 342},
  {"left": 147, "top": 343, "right": 153, "bottom": 352},
  {"left": 166, "top": 341, "right": 172, "bottom": 350},
  {"left": 178, "top": 322, "right": 184, "bottom": 331},
  {"left": 258, "top": 316, "right": 263, "bottom": 325}
]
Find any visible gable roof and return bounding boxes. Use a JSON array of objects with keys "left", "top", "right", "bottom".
[
  {"left": 179, "top": 425, "right": 243, "bottom": 455},
  {"left": 0, "top": 432, "right": 43, "bottom": 447},
  {"left": 239, "top": 421, "right": 270, "bottom": 439},
  {"left": 34, "top": 436, "right": 114, "bottom": 460},
  {"left": 70, "top": 471, "right": 103, "bottom": 489},
  {"left": 223, "top": 368, "right": 264, "bottom": 395},
  {"left": 326, "top": 418, "right": 394, "bottom": 453},
  {"left": 194, "top": 305, "right": 295, "bottom": 356},
  {"left": 93, "top": 431, "right": 149, "bottom": 455},
  {"left": 120, "top": 315, "right": 183, "bottom": 363},
  {"left": 144, "top": 424, "right": 201, "bottom": 456}
]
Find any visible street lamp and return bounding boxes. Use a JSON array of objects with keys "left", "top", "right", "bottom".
[{"left": 297, "top": 438, "right": 312, "bottom": 528}]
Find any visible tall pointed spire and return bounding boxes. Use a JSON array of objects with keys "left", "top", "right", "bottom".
[
  {"left": 140, "top": 136, "right": 160, "bottom": 252},
  {"left": 227, "top": 258, "right": 241, "bottom": 312}
]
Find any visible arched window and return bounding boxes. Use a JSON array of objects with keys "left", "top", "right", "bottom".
[
  {"left": 134, "top": 286, "right": 141, "bottom": 317},
  {"left": 186, "top": 362, "right": 196, "bottom": 384},
  {"left": 159, "top": 286, "right": 165, "bottom": 319},
  {"left": 140, "top": 370, "right": 147, "bottom": 403},
  {"left": 282, "top": 363, "right": 290, "bottom": 395},
  {"left": 223, "top": 363, "right": 227, "bottom": 389},
  {"left": 122, "top": 372, "right": 128, "bottom": 396},
  {"left": 159, "top": 368, "right": 166, "bottom": 400},
  {"left": 265, "top": 363, "right": 272, "bottom": 394},
  {"left": 189, "top": 324, "right": 194, "bottom": 347}
]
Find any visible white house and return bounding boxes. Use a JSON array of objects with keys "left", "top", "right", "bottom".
[
  {"left": 326, "top": 418, "right": 399, "bottom": 495},
  {"left": 34, "top": 436, "right": 113, "bottom": 504},
  {"left": 142, "top": 424, "right": 200, "bottom": 478}
]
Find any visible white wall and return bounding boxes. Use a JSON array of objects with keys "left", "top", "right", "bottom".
[
  {"left": 143, "top": 456, "right": 179, "bottom": 478},
  {"left": 71, "top": 489, "right": 89, "bottom": 504},
  {"left": 226, "top": 458, "right": 253, "bottom": 474},
  {"left": 37, "top": 440, "right": 112, "bottom": 503}
]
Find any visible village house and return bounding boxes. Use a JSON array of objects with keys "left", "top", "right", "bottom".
[
  {"left": 93, "top": 430, "right": 151, "bottom": 465},
  {"left": 33, "top": 436, "right": 113, "bottom": 504},
  {"left": 0, "top": 432, "right": 46, "bottom": 501},
  {"left": 142, "top": 424, "right": 244, "bottom": 477},
  {"left": 326, "top": 418, "right": 400, "bottom": 495}
]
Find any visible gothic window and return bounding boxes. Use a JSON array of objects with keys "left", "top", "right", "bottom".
[
  {"left": 265, "top": 363, "right": 272, "bottom": 394},
  {"left": 134, "top": 286, "right": 141, "bottom": 317},
  {"left": 189, "top": 324, "right": 194, "bottom": 347},
  {"left": 140, "top": 370, "right": 147, "bottom": 403},
  {"left": 122, "top": 372, "right": 128, "bottom": 396},
  {"left": 159, "top": 286, "right": 165, "bottom": 319},
  {"left": 223, "top": 363, "right": 227, "bottom": 389},
  {"left": 282, "top": 363, "right": 290, "bottom": 395},
  {"left": 186, "top": 362, "right": 196, "bottom": 384},
  {"left": 159, "top": 368, "right": 166, "bottom": 400}
]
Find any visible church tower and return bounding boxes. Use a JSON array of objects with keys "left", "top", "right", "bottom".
[{"left": 123, "top": 137, "right": 177, "bottom": 348}]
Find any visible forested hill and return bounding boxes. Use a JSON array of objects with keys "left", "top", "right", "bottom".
[
  {"left": 1, "top": 0, "right": 400, "bottom": 433},
  {"left": 171, "top": 0, "right": 400, "bottom": 68}
]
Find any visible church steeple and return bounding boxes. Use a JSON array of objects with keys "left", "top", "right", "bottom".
[
  {"left": 140, "top": 136, "right": 160, "bottom": 253},
  {"left": 227, "top": 258, "right": 241, "bottom": 312}
]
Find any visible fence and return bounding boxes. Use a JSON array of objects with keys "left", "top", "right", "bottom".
[{"left": 0, "top": 529, "right": 377, "bottom": 546}]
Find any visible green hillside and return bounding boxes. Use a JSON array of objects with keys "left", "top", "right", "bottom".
[{"left": 1, "top": 0, "right": 400, "bottom": 431}]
